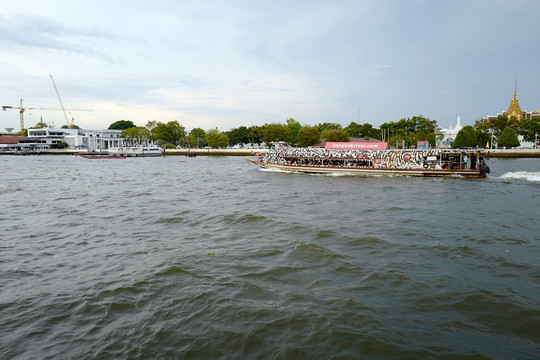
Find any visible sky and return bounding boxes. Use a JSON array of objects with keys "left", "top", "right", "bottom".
[{"left": 1, "top": 0, "right": 540, "bottom": 133}]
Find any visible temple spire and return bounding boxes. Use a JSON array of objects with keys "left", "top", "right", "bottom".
[{"left": 507, "top": 74, "right": 522, "bottom": 119}]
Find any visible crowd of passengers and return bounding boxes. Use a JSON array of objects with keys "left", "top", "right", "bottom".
[
  {"left": 261, "top": 148, "right": 485, "bottom": 170},
  {"left": 286, "top": 158, "right": 373, "bottom": 167}
]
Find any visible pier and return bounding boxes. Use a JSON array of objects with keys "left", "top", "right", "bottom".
[{"left": 480, "top": 149, "right": 540, "bottom": 158}]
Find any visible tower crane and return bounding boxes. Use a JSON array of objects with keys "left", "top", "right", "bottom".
[
  {"left": 2, "top": 99, "right": 26, "bottom": 136},
  {"left": 2, "top": 99, "right": 93, "bottom": 136}
]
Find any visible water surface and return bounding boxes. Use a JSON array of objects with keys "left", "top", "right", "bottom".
[{"left": 1, "top": 155, "right": 539, "bottom": 359}]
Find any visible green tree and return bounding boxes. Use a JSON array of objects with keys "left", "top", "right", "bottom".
[
  {"left": 411, "top": 115, "right": 437, "bottom": 133},
  {"left": 426, "top": 133, "right": 436, "bottom": 147},
  {"left": 285, "top": 118, "right": 301, "bottom": 145},
  {"left": 452, "top": 126, "right": 477, "bottom": 148},
  {"left": 263, "top": 123, "right": 290, "bottom": 145},
  {"left": 474, "top": 118, "right": 490, "bottom": 132},
  {"left": 345, "top": 122, "right": 380, "bottom": 139},
  {"left": 482, "top": 115, "right": 509, "bottom": 138},
  {"left": 474, "top": 115, "right": 540, "bottom": 144},
  {"left": 188, "top": 128, "right": 207, "bottom": 147},
  {"left": 381, "top": 115, "right": 437, "bottom": 134},
  {"left": 475, "top": 131, "right": 491, "bottom": 148},
  {"left": 321, "top": 129, "right": 350, "bottom": 142},
  {"left": 121, "top": 127, "right": 136, "bottom": 145},
  {"left": 387, "top": 129, "right": 410, "bottom": 148},
  {"left": 153, "top": 121, "right": 185, "bottom": 145},
  {"left": 205, "top": 129, "right": 229, "bottom": 148},
  {"left": 344, "top": 122, "right": 362, "bottom": 137},
  {"left": 121, "top": 126, "right": 150, "bottom": 145},
  {"left": 408, "top": 132, "right": 418, "bottom": 147},
  {"left": 168, "top": 121, "right": 185, "bottom": 145},
  {"left": 297, "top": 126, "right": 320, "bottom": 147},
  {"left": 497, "top": 126, "right": 520, "bottom": 148},
  {"left": 144, "top": 121, "right": 158, "bottom": 142},
  {"left": 317, "top": 122, "right": 342, "bottom": 133},
  {"left": 108, "top": 120, "right": 135, "bottom": 130},
  {"left": 228, "top": 126, "right": 250, "bottom": 146},
  {"left": 516, "top": 117, "right": 540, "bottom": 142},
  {"left": 247, "top": 126, "right": 264, "bottom": 145},
  {"left": 139, "top": 127, "right": 151, "bottom": 142},
  {"left": 152, "top": 122, "right": 168, "bottom": 145}
]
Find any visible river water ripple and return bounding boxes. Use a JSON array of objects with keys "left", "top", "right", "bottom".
[{"left": 1, "top": 155, "right": 539, "bottom": 359}]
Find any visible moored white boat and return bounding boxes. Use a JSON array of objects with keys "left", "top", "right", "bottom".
[{"left": 108, "top": 145, "right": 163, "bottom": 157}]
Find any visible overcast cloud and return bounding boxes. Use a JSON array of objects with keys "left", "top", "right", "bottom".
[{"left": 1, "top": 0, "right": 539, "bottom": 132}]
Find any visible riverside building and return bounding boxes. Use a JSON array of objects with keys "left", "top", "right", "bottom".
[{"left": 8, "top": 128, "right": 126, "bottom": 152}]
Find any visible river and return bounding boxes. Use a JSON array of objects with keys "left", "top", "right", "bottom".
[{"left": 1, "top": 155, "right": 539, "bottom": 359}]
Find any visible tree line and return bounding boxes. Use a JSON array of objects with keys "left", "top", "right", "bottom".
[
  {"left": 108, "top": 114, "right": 539, "bottom": 149},
  {"left": 452, "top": 115, "right": 539, "bottom": 148},
  {"left": 109, "top": 115, "right": 441, "bottom": 149}
]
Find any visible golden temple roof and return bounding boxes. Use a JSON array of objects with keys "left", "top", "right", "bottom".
[{"left": 506, "top": 78, "right": 523, "bottom": 118}]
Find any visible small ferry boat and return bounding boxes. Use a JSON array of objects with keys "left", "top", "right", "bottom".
[
  {"left": 247, "top": 142, "right": 490, "bottom": 178},
  {"left": 77, "top": 152, "right": 126, "bottom": 159}
]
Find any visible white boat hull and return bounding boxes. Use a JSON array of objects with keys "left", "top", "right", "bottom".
[{"left": 108, "top": 146, "right": 163, "bottom": 157}]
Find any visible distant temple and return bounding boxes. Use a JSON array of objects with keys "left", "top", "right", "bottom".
[
  {"left": 437, "top": 116, "right": 463, "bottom": 148},
  {"left": 484, "top": 79, "right": 540, "bottom": 123}
]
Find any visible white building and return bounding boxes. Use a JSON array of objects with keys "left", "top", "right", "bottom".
[
  {"left": 21, "top": 128, "right": 126, "bottom": 151},
  {"left": 437, "top": 116, "right": 463, "bottom": 148},
  {"left": 66, "top": 129, "right": 125, "bottom": 150}
]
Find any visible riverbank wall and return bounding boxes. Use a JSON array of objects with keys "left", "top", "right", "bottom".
[
  {"left": 2, "top": 148, "right": 539, "bottom": 158},
  {"left": 480, "top": 149, "right": 540, "bottom": 158},
  {"left": 163, "top": 149, "right": 269, "bottom": 156},
  {"left": 0, "top": 149, "right": 270, "bottom": 156}
]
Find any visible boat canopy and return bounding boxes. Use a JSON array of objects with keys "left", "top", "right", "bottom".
[{"left": 325, "top": 142, "right": 388, "bottom": 150}]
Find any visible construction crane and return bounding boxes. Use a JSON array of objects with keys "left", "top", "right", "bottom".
[
  {"left": 50, "top": 74, "right": 86, "bottom": 128},
  {"left": 2, "top": 99, "right": 26, "bottom": 136},
  {"left": 2, "top": 98, "right": 93, "bottom": 136}
]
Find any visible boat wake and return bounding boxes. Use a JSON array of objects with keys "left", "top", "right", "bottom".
[
  {"left": 308, "top": 172, "right": 353, "bottom": 177},
  {"left": 260, "top": 168, "right": 293, "bottom": 174},
  {"left": 499, "top": 171, "right": 540, "bottom": 182}
]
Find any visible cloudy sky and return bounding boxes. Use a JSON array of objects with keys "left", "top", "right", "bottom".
[{"left": 1, "top": 0, "right": 539, "bottom": 133}]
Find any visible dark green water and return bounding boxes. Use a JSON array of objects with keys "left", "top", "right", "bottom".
[{"left": 1, "top": 155, "right": 539, "bottom": 359}]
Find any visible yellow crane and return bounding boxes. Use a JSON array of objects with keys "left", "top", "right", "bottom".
[
  {"left": 2, "top": 99, "right": 93, "bottom": 136},
  {"left": 2, "top": 99, "right": 27, "bottom": 136}
]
